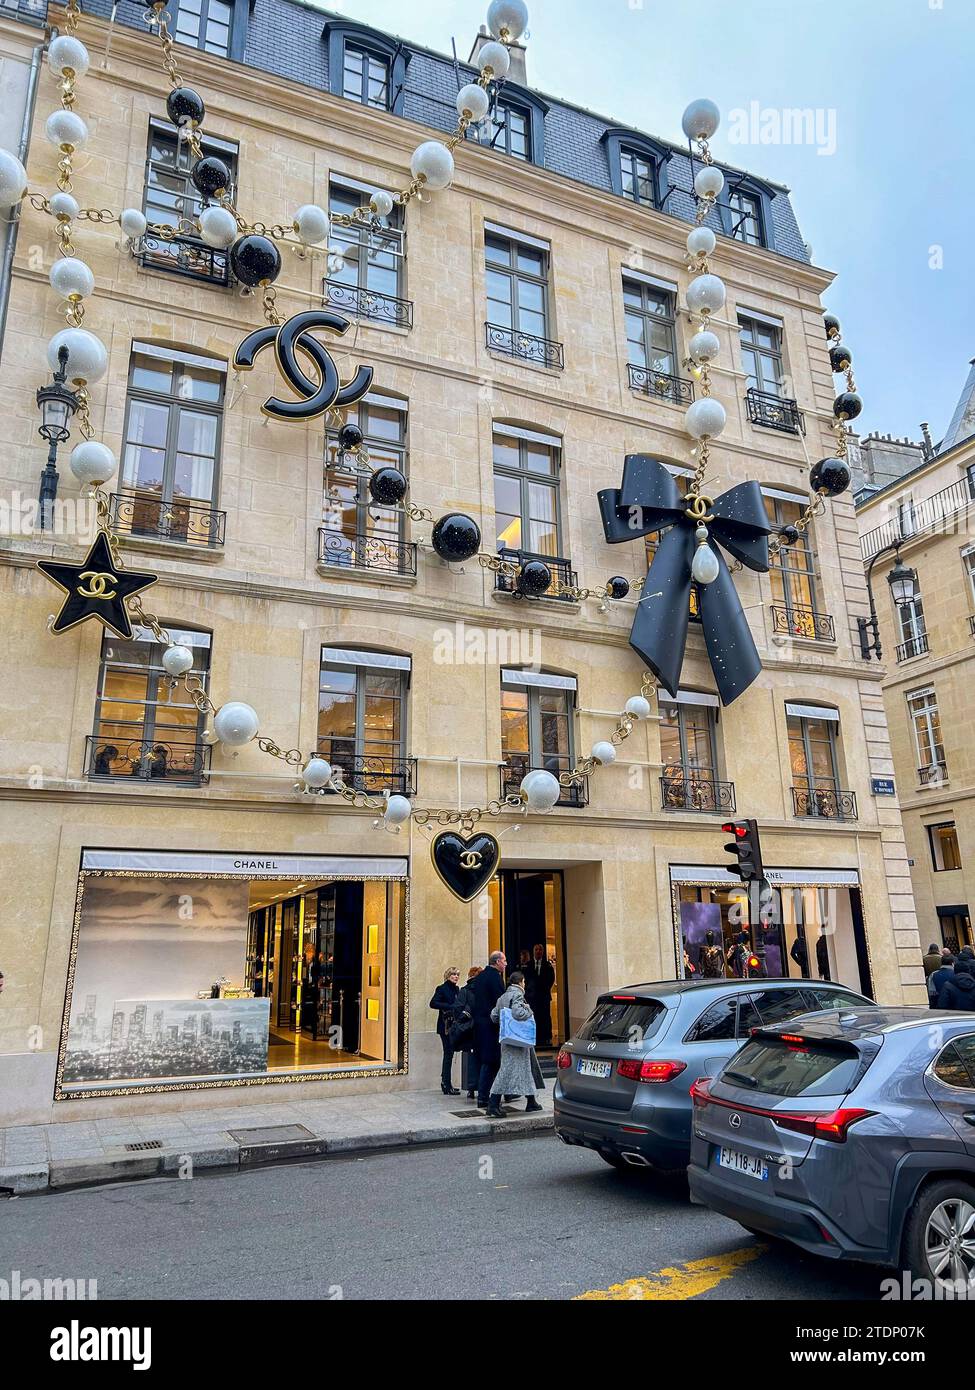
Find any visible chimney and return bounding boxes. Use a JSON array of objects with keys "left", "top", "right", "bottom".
[
  {"left": 920, "top": 422, "right": 934, "bottom": 459},
  {"left": 468, "top": 23, "right": 528, "bottom": 87}
]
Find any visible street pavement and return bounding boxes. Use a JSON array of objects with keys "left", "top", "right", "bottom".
[{"left": 0, "top": 1132, "right": 885, "bottom": 1300}]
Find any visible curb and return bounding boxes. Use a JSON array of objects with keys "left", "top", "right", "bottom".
[{"left": 0, "top": 1112, "right": 554, "bottom": 1196}]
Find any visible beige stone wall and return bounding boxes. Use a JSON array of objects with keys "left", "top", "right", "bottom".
[{"left": 0, "top": 17, "right": 923, "bottom": 1124}]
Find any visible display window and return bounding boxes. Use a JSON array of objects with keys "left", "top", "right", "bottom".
[{"left": 57, "top": 851, "right": 408, "bottom": 1098}]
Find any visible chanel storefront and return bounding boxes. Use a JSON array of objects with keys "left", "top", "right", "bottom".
[{"left": 56, "top": 849, "right": 408, "bottom": 1100}]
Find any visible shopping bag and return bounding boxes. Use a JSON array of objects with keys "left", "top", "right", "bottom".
[{"left": 498, "top": 1006, "right": 536, "bottom": 1048}]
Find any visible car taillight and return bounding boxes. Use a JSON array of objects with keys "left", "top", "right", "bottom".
[
  {"left": 773, "top": 1107, "right": 873, "bottom": 1143},
  {"left": 556, "top": 1047, "right": 572, "bottom": 1070},
  {"left": 689, "top": 1077, "right": 712, "bottom": 1105},
  {"left": 617, "top": 1058, "right": 687, "bottom": 1083}
]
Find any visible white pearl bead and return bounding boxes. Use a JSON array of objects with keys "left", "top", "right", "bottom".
[
  {"left": 686, "top": 273, "right": 726, "bottom": 316},
  {"left": 681, "top": 99, "right": 721, "bottom": 141},
  {"left": 197, "top": 204, "right": 238, "bottom": 248},
  {"left": 49, "top": 191, "right": 79, "bottom": 220},
  {"left": 119, "top": 207, "right": 147, "bottom": 238},
  {"left": 410, "top": 140, "right": 454, "bottom": 190},
  {"left": 625, "top": 695, "right": 652, "bottom": 721},
  {"left": 686, "top": 225, "right": 716, "bottom": 258},
  {"left": 384, "top": 793, "right": 413, "bottom": 824},
  {"left": 456, "top": 83, "right": 490, "bottom": 121},
  {"left": 369, "top": 190, "right": 395, "bottom": 218},
  {"left": 689, "top": 329, "right": 720, "bottom": 363},
  {"left": 47, "top": 327, "right": 108, "bottom": 385},
  {"left": 161, "top": 644, "right": 195, "bottom": 677},
  {"left": 69, "top": 440, "right": 116, "bottom": 486},
  {"left": 301, "top": 757, "right": 333, "bottom": 789},
  {"left": 487, "top": 0, "right": 528, "bottom": 41},
  {"left": 685, "top": 396, "right": 727, "bottom": 439},
  {"left": 476, "top": 40, "right": 510, "bottom": 78},
  {"left": 45, "top": 108, "right": 88, "bottom": 150},
  {"left": 0, "top": 148, "right": 27, "bottom": 209},
  {"left": 49, "top": 256, "right": 94, "bottom": 300},
  {"left": 694, "top": 165, "right": 724, "bottom": 199},
  {"left": 213, "top": 702, "right": 259, "bottom": 747},
  {"left": 691, "top": 543, "right": 720, "bottom": 585},
  {"left": 48, "top": 35, "right": 90, "bottom": 79},
  {"left": 520, "top": 768, "right": 561, "bottom": 810},
  {"left": 591, "top": 741, "right": 617, "bottom": 766},
  {"left": 293, "top": 203, "right": 329, "bottom": 245}
]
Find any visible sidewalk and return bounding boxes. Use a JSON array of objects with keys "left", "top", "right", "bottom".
[{"left": 0, "top": 1089, "right": 554, "bottom": 1195}]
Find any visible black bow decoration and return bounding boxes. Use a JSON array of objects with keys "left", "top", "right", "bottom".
[{"left": 598, "top": 454, "right": 773, "bottom": 705}]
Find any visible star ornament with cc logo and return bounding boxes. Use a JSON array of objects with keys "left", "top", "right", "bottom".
[
  {"left": 37, "top": 531, "right": 158, "bottom": 640},
  {"left": 233, "top": 309, "right": 374, "bottom": 423}
]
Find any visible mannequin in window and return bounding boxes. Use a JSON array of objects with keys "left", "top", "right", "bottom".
[
  {"left": 699, "top": 930, "right": 724, "bottom": 978},
  {"left": 816, "top": 925, "right": 831, "bottom": 981},
  {"left": 726, "top": 930, "right": 750, "bottom": 978},
  {"left": 790, "top": 929, "right": 810, "bottom": 978}
]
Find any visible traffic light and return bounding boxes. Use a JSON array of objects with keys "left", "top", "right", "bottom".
[{"left": 721, "top": 818, "right": 764, "bottom": 883}]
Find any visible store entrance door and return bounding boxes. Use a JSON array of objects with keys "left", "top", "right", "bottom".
[
  {"left": 488, "top": 870, "right": 566, "bottom": 1050},
  {"left": 937, "top": 905, "right": 973, "bottom": 954}
]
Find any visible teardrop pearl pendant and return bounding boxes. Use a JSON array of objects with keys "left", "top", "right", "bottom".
[{"left": 691, "top": 523, "right": 720, "bottom": 585}]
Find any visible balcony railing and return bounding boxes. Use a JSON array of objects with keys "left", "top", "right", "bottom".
[
  {"left": 792, "top": 786, "right": 858, "bottom": 821},
  {"left": 895, "top": 632, "right": 929, "bottom": 662},
  {"left": 861, "top": 477, "right": 975, "bottom": 560},
  {"left": 969, "top": 615, "right": 975, "bottom": 638},
  {"left": 745, "top": 386, "right": 805, "bottom": 435},
  {"left": 85, "top": 734, "right": 211, "bottom": 786},
  {"left": 918, "top": 761, "right": 948, "bottom": 787},
  {"left": 323, "top": 278, "right": 414, "bottom": 330},
  {"left": 485, "top": 322, "right": 564, "bottom": 370},
  {"left": 770, "top": 603, "right": 835, "bottom": 642},
  {"left": 109, "top": 491, "right": 226, "bottom": 548},
  {"left": 627, "top": 363, "right": 695, "bottom": 406},
  {"left": 318, "top": 526, "right": 417, "bottom": 576},
  {"left": 660, "top": 771, "right": 736, "bottom": 814},
  {"left": 500, "top": 759, "right": 588, "bottom": 808},
  {"left": 133, "top": 231, "right": 230, "bottom": 286},
  {"left": 316, "top": 742, "right": 417, "bottom": 796},
  {"left": 494, "top": 546, "right": 578, "bottom": 601}
]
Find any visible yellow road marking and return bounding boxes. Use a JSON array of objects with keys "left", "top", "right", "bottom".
[{"left": 574, "top": 1243, "right": 766, "bottom": 1300}]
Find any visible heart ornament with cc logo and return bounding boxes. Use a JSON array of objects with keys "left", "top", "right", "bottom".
[{"left": 430, "top": 830, "right": 501, "bottom": 902}]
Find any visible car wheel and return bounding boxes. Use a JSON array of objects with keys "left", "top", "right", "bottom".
[{"left": 903, "top": 1179, "right": 975, "bottom": 1293}]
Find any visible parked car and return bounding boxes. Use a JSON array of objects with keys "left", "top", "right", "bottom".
[
  {"left": 687, "top": 1007, "right": 975, "bottom": 1287},
  {"left": 553, "top": 977, "right": 871, "bottom": 1172}
]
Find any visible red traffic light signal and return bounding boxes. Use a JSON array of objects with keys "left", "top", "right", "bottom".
[{"left": 720, "top": 818, "right": 764, "bottom": 883}]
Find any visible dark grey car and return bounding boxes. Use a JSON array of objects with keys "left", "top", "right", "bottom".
[
  {"left": 687, "top": 1007, "right": 975, "bottom": 1288},
  {"left": 553, "top": 977, "right": 871, "bottom": 1171}
]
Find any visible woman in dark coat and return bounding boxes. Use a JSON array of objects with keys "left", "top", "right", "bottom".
[
  {"left": 452, "top": 966, "right": 481, "bottom": 1099},
  {"left": 430, "top": 967, "right": 461, "bottom": 1094}
]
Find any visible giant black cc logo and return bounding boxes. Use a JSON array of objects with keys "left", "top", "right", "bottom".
[{"left": 233, "top": 309, "right": 374, "bottom": 423}]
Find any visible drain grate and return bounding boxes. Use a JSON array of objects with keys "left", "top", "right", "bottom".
[
  {"left": 228, "top": 1124, "right": 315, "bottom": 1145},
  {"left": 124, "top": 1139, "right": 164, "bottom": 1152}
]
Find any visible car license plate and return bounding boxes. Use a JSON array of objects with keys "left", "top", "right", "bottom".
[
  {"left": 577, "top": 1059, "right": 612, "bottom": 1078},
  {"left": 719, "top": 1146, "right": 768, "bottom": 1181}
]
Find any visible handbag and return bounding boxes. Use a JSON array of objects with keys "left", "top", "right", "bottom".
[{"left": 498, "top": 1006, "right": 536, "bottom": 1048}]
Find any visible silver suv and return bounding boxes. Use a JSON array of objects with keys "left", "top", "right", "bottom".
[{"left": 554, "top": 977, "right": 870, "bottom": 1171}]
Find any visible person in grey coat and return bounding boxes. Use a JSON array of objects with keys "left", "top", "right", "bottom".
[{"left": 486, "top": 971, "right": 544, "bottom": 1118}]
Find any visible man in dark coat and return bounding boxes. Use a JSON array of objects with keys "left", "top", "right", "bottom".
[
  {"left": 923, "top": 943, "right": 944, "bottom": 979},
  {"left": 470, "top": 950, "right": 507, "bottom": 1109},
  {"left": 524, "top": 944, "right": 556, "bottom": 1048},
  {"left": 936, "top": 956, "right": 975, "bottom": 1011},
  {"left": 929, "top": 953, "right": 956, "bottom": 1007}
]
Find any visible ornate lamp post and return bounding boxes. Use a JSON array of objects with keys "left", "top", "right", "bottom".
[
  {"left": 36, "top": 344, "right": 80, "bottom": 529},
  {"left": 858, "top": 542, "right": 918, "bottom": 660}
]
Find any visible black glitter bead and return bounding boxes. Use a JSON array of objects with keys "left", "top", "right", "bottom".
[
  {"left": 368, "top": 467, "right": 407, "bottom": 506},
  {"left": 431, "top": 513, "right": 481, "bottom": 562},
  {"left": 229, "top": 234, "right": 282, "bottom": 287},
  {"left": 810, "top": 457, "right": 851, "bottom": 497},
  {"left": 517, "top": 559, "right": 553, "bottom": 597},
  {"left": 166, "top": 87, "right": 206, "bottom": 128},
  {"left": 829, "top": 343, "right": 852, "bottom": 372},
  {"left": 337, "top": 422, "right": 364, "bottom": 451},
  {"left": 190, "top": 155, "right": 231, "bottom": 197},
  {"left": 607, "top": 575, "right": 630, "bottom": 599},
  {"left": 833, "top": 391, "right": 862, "bottom": 421}
]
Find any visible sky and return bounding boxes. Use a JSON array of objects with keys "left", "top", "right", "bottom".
[{"left": 316, "top": 0, "right": 971, "bottom": 445}]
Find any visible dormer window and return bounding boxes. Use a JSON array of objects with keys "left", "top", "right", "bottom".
[
  {"left": 728, "top": 187, "right": 763, "bottom": 246},
  {"left": 323, "top": 20, "right": 412, "bottom": 118},
  {"left": 483, "top": 98, "right": 530, "bottom": 160},
  {"left": 620, "top": 146, "right": 656, "bottom": 206},
  {"left": 343, "top": 44, "right": 390, "bottom": 109},
  {"left": 717, "top": 177, "right": 772, "bottom": 249},
  {"left": 601, "top": 129, "right": 669, "bottom": 211}
]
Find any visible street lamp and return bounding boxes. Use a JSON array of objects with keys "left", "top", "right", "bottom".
[
  {"left": 858, "top": 541, "right": 918, "bottom": 660},
  {"left": 36, "top": 344, "right": 80, "bottom": 529}
]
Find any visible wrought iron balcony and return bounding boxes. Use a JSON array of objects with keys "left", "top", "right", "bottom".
[
  {"left": 918, "top": 761, "right": 948, "bottom": 787},
  {"left": 133, "top": 231, "right": 230, "bottom": 286},
  {"left": 861, "top": 476, "right": 975, "bottom": 560},
  {"left": 500, "top": 758, "right": 588, "bottom": 808},
  {"left": 770, "top": 603, "right": 835, "bottom": 642},
  {"left": 323, "top": 278, "right": 414, "bottom": 330},
  {"left": 792, "top": 786, "right": 857, "bottom": 821},
  {"left": 485, "top": 322, "right": 564, "bottom": 370},
  {"left": 318, "top": 526, "right": 417, "bottom": 576},
  {"left": 109, "top": 490, "right": 226, "bottom": 548},
  {"left": 316, "top": 741, "right": 417, "bottom": 796},
  {"left": 745, "top": 386, "right": 805, "bottom": 435},
  {"left": 660, "top": 771, "right": 736, "bottom": 814},
  {"left": 494, "top": 546, "right": 578, "bottom": 601},
  {"left": 970, "top": 614, "right": 975, "bottom": 638},
  {"left": 85, "top": 734, "right": 211, "bottom": 786},
  {"left": 627, "top": 363, "right": 695, "bottom": 406},
  {"left": 895, "top": 632, "right": 929, "bottom": 662}
]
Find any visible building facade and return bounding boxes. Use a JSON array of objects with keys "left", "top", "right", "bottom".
[
  {"left": 857, "top": 364, "right": 975, "bottom": 960},
  {"left": 0, "top": 0, "right": 923, "bottom": 1127}
]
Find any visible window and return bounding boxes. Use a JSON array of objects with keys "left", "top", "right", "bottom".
[
  {"left": 484, "top": 229, "right": 561, "bottom": 366},
  {"left": 500, "top": 672, "right": 579, "bottom": 805},
  {"left": 898, "top": 495, "right": 917, "bottom": 538},
  {"left": 963, "top": 548, "right": 975, "bottom": 606},
  {"left": 748, "top": 986, "right": 816, "bottom": 1028},
  {"left": 89, "top": 628, "right": 211, "bottom": 783},
  {"left": 907, "top": 686, "right": 946, "bottom": 779},
  {"left": 787, "top": 704, "right": 852, "bottom": 819},
  {"left": 739, "top": 314, "right": 784, "bottom": 396},
  {"left": 493, "top": 426, "right": 562, "bottom": 558},
  {"left": 318, "top": 650, "right": 411, "bottom": 793},
  {"left": 322, "top": 394, "right": 412, "bottom": 574},
  {"left": 932, "top": 1039, "right": 975, "bottom": 1089},
  {"left": 685, "top": 997, "right": 738, "bottom": 1043},
  {"left": 623, "top": 277, "right": 677, "bottom": 375},
  {"left": 325, "top": 180, "right": 409, "bottom": 326},
  {"left": 659, "top": 693, "right": 727, "bottom": 811},
  {"left": 141, "top": 122, "right": 238, "bottom": 283},
  {"left": 727, "top": 187, "right": 763, "bottom": 246},
  {"left": 620, "top": 147, "right": 656, "bottom": 206},
  {"left": 116, "top": 344, "right": 225, "bottom": 547},
  {"left": 171, "top": 0, "right": 234, "bottom": 57},
  {"left": 765, "top": 493, "right": 827, "bottom": 638},
  {"left": 342, "top": 43, "right": 390, "bottom": 108},
  {"left": 482, "top": 99, "right": 530, "bottom": 160},
  {"left": 929, "top": 822, "right": 962, "bottom": 872},
  {"left": 894, "top": 580, "right": 927, "bottom": 661}
]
